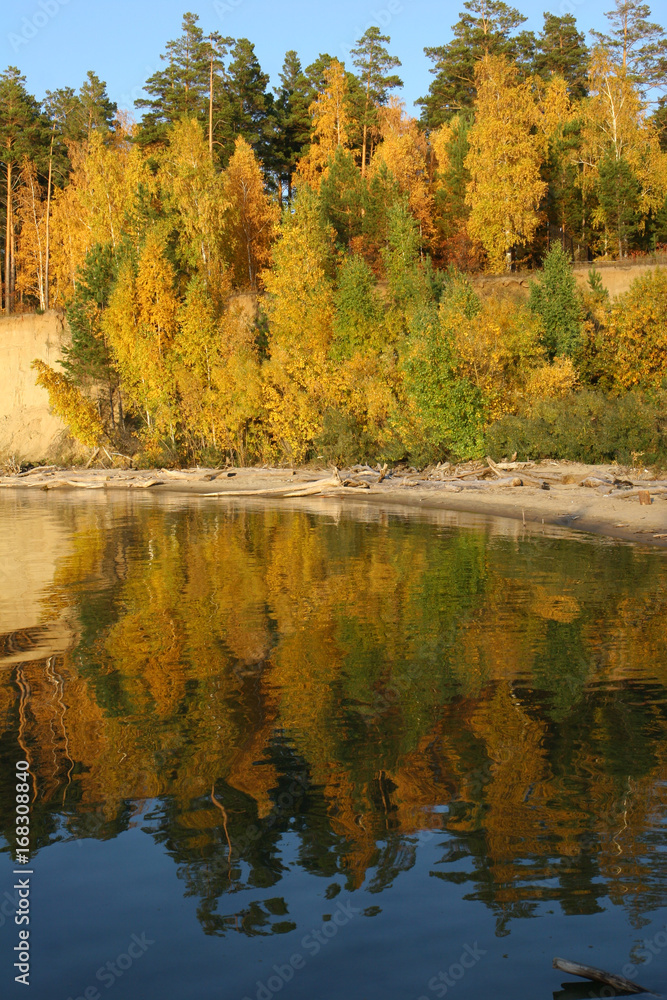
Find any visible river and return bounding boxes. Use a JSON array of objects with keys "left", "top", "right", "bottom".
[{"left": 1, "top": 492, "right": 665, "bottom": 999}]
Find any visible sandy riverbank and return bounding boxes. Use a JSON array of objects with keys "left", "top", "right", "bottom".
[{"left": 2, "top": 460, "right": 666, "bottom": 548}]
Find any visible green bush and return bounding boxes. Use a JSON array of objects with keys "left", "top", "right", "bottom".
[
  {"left": 314, "top": 408, "right": 381, "bottom": 467},
  {"left": 486, "top": 390, "right": 667, "bottom": 465}
]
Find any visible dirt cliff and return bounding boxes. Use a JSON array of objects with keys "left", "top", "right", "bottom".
[{"left": 0, "top": 310, "right": 78, "bottom": 464}]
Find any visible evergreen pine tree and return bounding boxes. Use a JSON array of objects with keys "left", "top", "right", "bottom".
[
  {"left": 0, "top": 67, "right": 47, "bottom": 313},
  {"left": 135, "top": 12, "right": 211, "bottom": 145},
  {"left": 61, "top": 242, "right": 120, "bottom": 426},
  {"left": 273, "top": 51, "right": 312, "bottom": 203},
  {"left": 534, "top": 13, "right": 589, "bottom": 98},
  {"left": 528, "top": 243, "right": 583, "bottom": 358},
  {"left": 418, "top": 0, "right": 534, "bottom": 126},
  {"left": 224, "top": 38, "right": 274, "bottom": 162},
  {"left": 350, "top": 28, "right": 402, "bottom": 176},
  {"left": 78, "top": 72, "right": 117, "bottom": 138},
  {"left": 319, "top": 146, "right": 365, "bottom": 247},
  {"left": 591, "top": 0, "right": 667, "bottom": 88},
  {"left": 597, "top": 154, "right": 641, "bottom": 256}
]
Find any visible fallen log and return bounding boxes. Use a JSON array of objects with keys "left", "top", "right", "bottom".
[
  {"left": 552, "top": 957, "right": 654, "bottom": 995},
  {"left": 16, "top": 465, "right": 59, "bottom": 477},
  {"left": 486, "top": 455, "right": 506, "bottom": 479},
  {"left": 65, "top": 480, "right": 106, "bottom": 490},
  {"left": 203, "top": 473, "right": 342, "bottom": 498}
]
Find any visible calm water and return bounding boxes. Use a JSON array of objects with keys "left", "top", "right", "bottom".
[{"left": 0, "top": 492, "right": 666, "bottom": 1000}]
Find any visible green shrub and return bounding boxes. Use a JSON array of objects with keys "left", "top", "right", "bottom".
[{"left": 486, "top": 390, "right": 667, "bottom": 465}]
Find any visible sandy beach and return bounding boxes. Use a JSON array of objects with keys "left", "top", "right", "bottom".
[{"left": 2, "top": 459, "right": 666, "bottom": 548}]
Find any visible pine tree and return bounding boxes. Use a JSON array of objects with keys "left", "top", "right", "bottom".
[
  {"left": 224, "top": 38, "right": 274, "bottom": 161},
  {"left": 0, "top": 67, "right": 46, "bottom": 313},
  {"left": 61, "top": 242, "right": 120, "bottom": 427},
  {"left": 528, "top": 243, "right": 583, "bottom": 358},
  {"left": 350, "top": 28, "right": 403, "bottom": 177},
  {"left": 597, "top": 154, "right": 641, "bottom": 256},
  {"left": 431, "top": 114, "right": 472, "bottom": 248},
  {"left": 319, "top": 146, "right": 365, "bottom": 247},
  {"left": 77, "top": 72, "right": 117, "bottom": 139},
  {"left": 534, "top": 13, "right": 589, "bottom": 99},
  {"left": 591, "top": 0, "right": 667, "bottom": 89},
  {"left": 418, "top": 1, "right": 534, "bottom": 126},
  {"left": 273, "top": 51, "right": 312, "bottom": 203},
  {"left": 537, "top": 76, "right": 584, "bottom": 240},
  {"left": 359, "top": 161, "right": 401, "bottom": 267},
  {"left": 136, "top": 13, "right": 229, "bottom": 148},
  {"left": 14, "top": 157, "right": 47, "bottom": 309},
  {"left": 465, "top": 55, "right": 547, "bottom": 271}
]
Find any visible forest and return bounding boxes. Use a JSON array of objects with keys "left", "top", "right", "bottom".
[{"left": 2, "top": 0, "right": 667, "bottom": 466}]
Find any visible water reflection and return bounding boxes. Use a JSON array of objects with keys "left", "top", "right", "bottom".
[{"left": 0, "top": 493, "right": 665, "bottom": 952}]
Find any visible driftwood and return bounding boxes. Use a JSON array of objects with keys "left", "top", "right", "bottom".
[
  {"left": 486, "top": 455, "right": 507, "bottom": 479},
  {"left": 16, "top": 465, "right": 59, "bottom": 477},
  {"left": 203, "top": 473, "right": 342, "bottom": 499},
  {"left": 552, "top": 957, "right": 654, "bottom": 995}
]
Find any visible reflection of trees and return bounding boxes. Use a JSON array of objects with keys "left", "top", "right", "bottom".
[{"left": 0, "top": 502, "right": 665, "bottom": 937}]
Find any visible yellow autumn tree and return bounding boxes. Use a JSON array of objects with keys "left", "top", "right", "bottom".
[
  {"left": 602, "top": 267, "right": 667, "bottom": 392},
  {"left": 222, "top": 137, "right": 280, "bottom": 289},
  {"left": 581, "top": 49, "right": 667, "bottom": 256},
  {"left": 465, "top": 55, "right": 547, "bottom": 272},
  {"left": 49, "top": 125, "right": 152, "bottom": 305},
  {"left": 102, "top": 230, "right": 179, "bottom": 440},
  {"left": 260, "top": 189, "right": 336, "bottom": 461},
  {"left": 31, "top": 359, "right": 104, "bottom": 447},
  {"left": 296, "top": 60, "right": 351, "bottom": 189},
  {"left": 171, "top": 276, "right": 262, "bottom": 462},
  {"left": 371, "top": 98, "right": 435, "bottom": 244},
  {"left": 15, "top": 158, "right": 47, "bottom": 309},
  {"left": 534, "top": 75, "right": 578, "bottom": 236},
  {"left": 158, "top": 118, "right": 229, "bottom": 301},
  {"left": 449, "top": 297, "right": 546, "bottom": 422}
]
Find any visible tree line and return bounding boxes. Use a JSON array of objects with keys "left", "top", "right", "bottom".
[{"left": 1, "top": 1, "right": 667, "bottom": 465}]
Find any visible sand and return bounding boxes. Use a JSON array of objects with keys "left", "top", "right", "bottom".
[{"left": 1, "top": 460, "right": 666, "bottom": 548}]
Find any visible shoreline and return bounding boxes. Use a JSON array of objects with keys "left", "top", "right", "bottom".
[{"left": 2, "top": 461, "right": 666, "bottom": 548}]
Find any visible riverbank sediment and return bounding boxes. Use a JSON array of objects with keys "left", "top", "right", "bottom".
[{"left": 1, "top": 459, "right": 666, "bottom": 548}]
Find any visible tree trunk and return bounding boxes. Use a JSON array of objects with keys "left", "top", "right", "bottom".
[
  {"left": 209, "top": 57, "right": 214, "bottom": 159},
  {"left": 5, "top": 160, "right": 12, "bottom": 315},
  {"left": 45, "top": 135, "right": 54, "bottom": 310}
]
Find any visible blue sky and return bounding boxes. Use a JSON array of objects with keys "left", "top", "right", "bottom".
[{"left": 3, "top": 0, "right": 623, "bottom": 114}]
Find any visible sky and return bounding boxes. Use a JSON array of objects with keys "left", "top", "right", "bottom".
[{"left": 2, "top": 0, "right": 624, "bottom": 115}]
